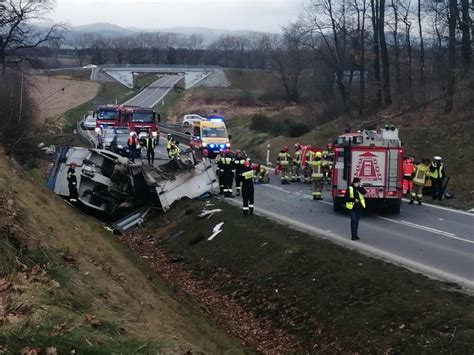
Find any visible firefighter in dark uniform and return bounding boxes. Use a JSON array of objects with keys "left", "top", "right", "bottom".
[
  {"left": 144, "top": 132, "right": 157, "bottom": 165},
  {"left": 241, "top": 160, "right": 255, "bottom": 216},
  {"left": 219, "top": 149, "right": 234, "bottom": 197},
  {"left": 216, "top": 149, "right": 225, "bottom": 195},
  {"left": 233, "top": 150, "right": 246, "bottom": 196},
  {"left": 67, "top": 163, "right": 79, "bottom": 202}
]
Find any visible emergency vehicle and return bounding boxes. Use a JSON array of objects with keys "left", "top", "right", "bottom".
[
  {"left": 331, "top": 126, "right": 404, "bottom": 214},
  {"left": 95, "top": 105, "right": 121, "bottom": 128},
  {"left": 189, "top": 116, "right": 230, "bottom": 158},
  {"left": 119, "top": 106, "right": 160, "bottom": 139}
]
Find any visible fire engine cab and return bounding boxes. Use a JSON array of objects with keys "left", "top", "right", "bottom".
[
  {"left": 332, "top": 126, "right": 404, "bottom": 214},
  {"left": 119, "top": 106, "right": 160, "bottom": 139}
]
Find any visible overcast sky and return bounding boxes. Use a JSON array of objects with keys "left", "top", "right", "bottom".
[{"left": 49, "top": 0, "right": 302, "bottom": 32}]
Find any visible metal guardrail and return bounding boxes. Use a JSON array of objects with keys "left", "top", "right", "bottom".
[
  {"left": 76, "top": 120, "right": 97, "bottom": 148},
  {"left": 158, "top": 123, "right": 192, "bottom": 144}
]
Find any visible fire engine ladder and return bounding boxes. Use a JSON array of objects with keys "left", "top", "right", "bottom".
[{"left": 386, "top": 148, "right": 399, "bottom": 190}]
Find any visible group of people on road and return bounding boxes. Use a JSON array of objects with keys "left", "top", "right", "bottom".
[
  {"left": 215, "top": 149, "right": 256, "bottom": 216},
  {"left": 403, "top": 155, "right": 447, "bottom": 206},
  {"left": 126, "top": 131, "right": 159, "bottom": 165},
  {"left": 276, "top": 144, "right": 334, "bottom": 200}
]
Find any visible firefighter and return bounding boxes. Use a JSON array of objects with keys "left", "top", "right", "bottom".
[
  {"left": 322, "top": 150, "right": 333, "bottom": 184},
  {"left": 144, "top": 131, "right": 157, "bottom": 165},
  {"left": 310, "top": 152, "right": 326, "bottom": 200},
  {"left": 402, "top": 156, "right": 416, "bottom": 196},
  {"left": 166, "top": 134, "right": 173, "bottom": 155},
  {"left": 241, "top": 160, "right": 255, "bottom": 216},
  {"left": 253, "top": 164, "right": 269, "bottom": 184},
  {"left": 292, "top": 143, "right": 302, "bottom": 182},
  {"left": 304, "top": 149, "right": 315, "bottom": 184},
  {"left": 95, "top": 127, "right": 104, "bottom": 149},
  {"left": 169, "top": 142, "right": 181, "bottom": 159},
  {"left": 430, "top": 156, "right": 446, "bottom": 201},
  {"left": 277, "top": 146, "right": 292, "bottom": 184},
  {"left": 216, "top": 149, "right": 225, "bottom": 195},
  {"left": 127, "top": 132, "right": 138, "bottom": 162},
  {"left": 67, "top": 163, "right": 79, "bottom": 202},
  {"left": 410, "top": 158, "right": 431, "bottom": 205},
  {"left": 234, "top": 150, "right": 246, "bottom": 196},
  {"left": 219, "top": 149, "right": 234, "bottom": 197},
  {"left": 344, "top": 177, "right": 367, "bottom": 241}
]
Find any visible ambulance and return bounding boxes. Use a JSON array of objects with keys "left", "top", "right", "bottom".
[
  {"left": 331, "top": 126, "right": 404, "bottom": 214},
  {"left": 189, "top": 116, "right": 231, "bottom": 158}
]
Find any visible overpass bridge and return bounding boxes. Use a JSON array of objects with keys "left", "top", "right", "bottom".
[{"left": 90, "top": 64, "right": 218, "bottom": 89}]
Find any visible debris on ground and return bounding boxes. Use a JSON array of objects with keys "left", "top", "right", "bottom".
[{"left": 208, "top": 222, "right": 224, "bottom": 241}]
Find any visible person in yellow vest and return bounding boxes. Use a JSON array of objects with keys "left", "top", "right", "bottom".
[
  {"left": 304, "top": 149, "right": 316, "bottom": 183},
  {"left": 344, "top": 177, "right": 367, "bottom": 241},
  {"left": 310, "top": 152, "right": 326, "bottom": 200},
  {"left": 430, "top": 156, "right": 446, "bottom": 201},
  {"left": 322, "top": 150, "right": 333, "bottom": 184},
  {"left": 277, "top": 146, "right": 292, "bottom": 184},
  {"left": 410, "top": 158, "right": 431, "bottom": 205},
  {"left": 292, "top": 143, "right": 302, "bottom": 182},
  {"left": 169, "top": 142, "right": 181, "bottom": 159}
]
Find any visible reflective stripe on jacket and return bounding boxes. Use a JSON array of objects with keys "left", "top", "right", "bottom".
[
  {"left": 278, "top": 152, "right": 291, "bottom": 165},
  {"left": 346, "top": 186, "right": 366, "bottom": 210},
  {"left": 413, "top": 164, "right": 429, "bottom": 185},
  {"left": 430, "top": 163, "right": 444, "bottom": 179},
  {"left": 311, "top": 161, "right": 324, "bottom": 179}
]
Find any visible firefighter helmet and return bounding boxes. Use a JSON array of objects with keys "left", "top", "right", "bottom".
[
  {"left": 282, "top": 146, "right": 289, "bottom": 152},
  {"left": 315, "top": 151, "right": 323, "bottom": 158}
]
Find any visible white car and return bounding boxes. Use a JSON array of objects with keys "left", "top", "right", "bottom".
[
  {"left": 182, "top": 114, "right": 207, "bottom": 126},
  {"left": 82, "top": 114, "right": 97, "bottom": 130}
]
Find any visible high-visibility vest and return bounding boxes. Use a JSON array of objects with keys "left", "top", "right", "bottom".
[
  {"left": 311, "top": 161, "right": 324, "bottom": 179},
  {"left": 346, "top": 186, "right": 366, "bottom": 210},
  {"left": 306, "top": 151, "right": 315, "bottom": 164},
  {"left": 145, "top": 138, "right": 156, "bottom": 150},
  {"left": 128, "top": 137, "right": 138, "bottom": 146},
  {"left": 277, "top": 152, "right": 291, "bottom": 165},
  {"left": 169, "top": 147, "right": 180, "bottom": 158},
  {"left": 242, "top": 169, "right": 254, "bottom": 180},
  {"left": 403, "top": 160, "right": 415, "bottom": 177},
  {"left": 430, "top": 163, "right": 444, "bottom": 179},
  {"left": 294, "top": 150, "right": 302, "bottom": 163},
  {"left": 413, "top": 164, "right": 429, "bottom": 185},
  {"left": 221, "top": 157, "right": 233, "bottom": 165}
]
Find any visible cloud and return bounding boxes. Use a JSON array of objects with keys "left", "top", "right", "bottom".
[{"left": 50, "top": 0, "right": 301, "bottom": 32}]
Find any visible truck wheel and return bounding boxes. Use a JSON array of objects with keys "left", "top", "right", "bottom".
[
  {"left": 333, "top": 198, "right": 344, "bottom": 213},
  {"left": 389, "top": 200, "right": 401, "bottom": 215}
]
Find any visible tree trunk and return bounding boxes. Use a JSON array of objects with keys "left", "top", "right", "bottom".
[
  {"left": 460, "top": 0, "right": 472, "bottom": 71},
  {"left": 417, "top": 0, "right": 425, "bottom": 87},
  {"left": 371, "top": 0, "right": 382, "bottom": 105},
  {"left": 444, "top": 0, "right": 457, "bottom": 113},
  {"left": 379, "top": 0, "right": 392, "bottom": 105},
  {"left": 392, "top": 0, "right": 401, "bottom": 92}
]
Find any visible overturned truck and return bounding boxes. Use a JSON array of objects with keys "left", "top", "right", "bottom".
[{"left": 47, "top": 147, "right": 218, "bottom": 216}]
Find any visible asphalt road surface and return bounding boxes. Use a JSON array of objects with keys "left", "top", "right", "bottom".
[
  {"left": 123, "top": 75, "right": 183, "bottom": 108},
  {"left": 244, "top": 174, "right": 474, "bottom": 288},
  {"left": 79, "top": 80, "right": 474, "bottom": 290}
]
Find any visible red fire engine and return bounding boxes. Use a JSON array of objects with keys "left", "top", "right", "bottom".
[
  {"left": 119, "top": 106, "right": 160, "bottom": 138},
  {"left": 331, "top": 127, "right": 404, "bottom": 214},
  {"left": 95, "top": 105, "right": 122, "bottom": 128}
]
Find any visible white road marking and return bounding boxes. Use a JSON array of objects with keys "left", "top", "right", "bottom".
[
  {"left": 260, "top": 182, "right": 473, "bottom": 244},
  {"left": 377, "top": 217, "right": 474, "bottom": 244}
]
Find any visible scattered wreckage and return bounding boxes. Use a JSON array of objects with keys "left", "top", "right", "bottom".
[{"left": 47, "top": 146, "right": 218, "bottom": 220}]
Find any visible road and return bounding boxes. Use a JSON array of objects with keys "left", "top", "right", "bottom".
[
  {"left": 244, "top": 177, "right": 473, "bottom": 288},
  {"left": 123, "top": 75, "right": 183, "bottom": 108},
  {"left": 79, "top": 79, "right": 474, "bottom": 290}
]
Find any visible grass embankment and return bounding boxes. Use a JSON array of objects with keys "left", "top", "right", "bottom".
[
  {"left": 0, "top": 154, "right": 249, "bottom": 353},
  {"left": 123, "top": 198, "right": 474, "bottom": 353},
  {"left": 134, "top": 73, "right": 160, "bottom": 90}
]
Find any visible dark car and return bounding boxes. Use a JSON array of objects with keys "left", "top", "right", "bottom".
[{"left": 110, "top": 133, "right": 141, "bottom": 158}]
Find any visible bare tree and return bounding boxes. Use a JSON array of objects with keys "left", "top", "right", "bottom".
[
  {"left": 370, "top": 0, "right": 382, "bottom": 105},
  {"left": 379, "top": 0, "right": 392, "bottom": 105},
  {"left": 390, "top": 0, "right": 401, "bottom": 91},
  {"left": 444, "top": 0, "right": 457, "bottom": 112},
  {"left": 460, "top": 0, "right": 472, "bottom": 71},
  {"left": 417, "top": 0, "right": 425, "bottom": 87},
  {"left": 265, "top": 25, "right": 307, "bottom": 103},
  {"left": 72, "top": 32, "right": 93, "bottom": 67},
  {"left": 0, "top": 0, "right": 62, "bottom": 76},
  {"left": 352, "top": 0, "right": 368, "bottom": 115},
  {"left": 400, "top": 0, "right": 413, "bottom": 92}
]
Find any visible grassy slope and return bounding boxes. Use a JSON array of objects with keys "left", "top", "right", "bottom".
[
  {"left": 0, "top": 153, "right": 248, "bottom": 354},
  {"left": 126, "top": 199, "right": 474, "bottom": 353}
]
